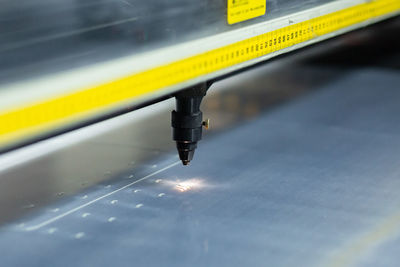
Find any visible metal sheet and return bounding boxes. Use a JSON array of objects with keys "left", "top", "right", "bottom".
[{"left": 1, "top": 68, "right": 400, "bottom": 266}]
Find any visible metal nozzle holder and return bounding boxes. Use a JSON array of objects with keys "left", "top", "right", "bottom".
[{"left": 171, "top": 82, "right": 211, "bottom": 165}]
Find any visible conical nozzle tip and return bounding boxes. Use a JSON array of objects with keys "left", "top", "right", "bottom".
[{"left": 176, "top": 142, "right": 196, "bottom": 166}]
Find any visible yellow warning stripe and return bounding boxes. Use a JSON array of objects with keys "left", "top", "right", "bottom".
[{"left": 1, "top": 0, "right": 399, "bottom": 147}]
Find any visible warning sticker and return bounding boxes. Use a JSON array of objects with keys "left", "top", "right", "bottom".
[{"left": 227, "top": 0, "right": 266, "bottom": 24}]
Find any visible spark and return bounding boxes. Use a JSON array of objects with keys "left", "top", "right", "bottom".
[{"left": 174, "top": 179, "right": 203, "bottom": 192}]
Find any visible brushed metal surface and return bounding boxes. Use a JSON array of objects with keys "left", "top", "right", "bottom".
[{"left": 1, "top": 68, "right": 400, "bottom": 266}]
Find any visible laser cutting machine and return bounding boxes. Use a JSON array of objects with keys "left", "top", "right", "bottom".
[{"left": 0, "top": 0, "right": 399, "bottom": 165}]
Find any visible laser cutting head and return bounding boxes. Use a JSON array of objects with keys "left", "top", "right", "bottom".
[{"left": 171, "top": 83, "right": 210, "bottom": 165}]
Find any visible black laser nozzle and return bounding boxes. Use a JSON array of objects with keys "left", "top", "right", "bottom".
[{"left": 171, "top": 83, "right": 211, "bottom": 166}]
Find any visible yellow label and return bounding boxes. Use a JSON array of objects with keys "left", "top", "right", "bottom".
[{"left": 227, "top": 0, "right": 266, "bottom": 24}]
